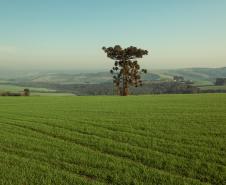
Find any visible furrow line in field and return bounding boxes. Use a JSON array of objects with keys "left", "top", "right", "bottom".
[
  {"left": 0, "top": 150, "right": 106, "bottom": 185},
  {"left": 2, "top": 109, "right": 224, "bottom": 132},
  {"left": 3, "top": 109, "right": 226, "bottom": 132},
  {"left": 1, "top": 112, "right": 225, "bottom": 155},
  {"left": 1, "top": 117, "right": 226, "bottom": 169},
  {"left": 0, "top": 127, "right": 126, "bottom": 175},
  {"left": 2, "top": 113, "right": 225, "bottom": 159},
  {"left": 0, "top": 127, "right": 192, "bottom": 185},
  {"left": 1, "top": 115, "right": 226, "bottom": 167},
  {"left": 0, "top": 149, "right": 208, "bottom": 185},
  {"left": 0, "top": 121, "right": 218, "bottom": 184},
  {"left": 12, "top": 116, "right": 226, "bottom": 163}
]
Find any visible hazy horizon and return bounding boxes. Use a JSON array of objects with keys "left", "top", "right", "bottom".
[{"left": 1, "top": 0, "right": 226, "bottom": 71}]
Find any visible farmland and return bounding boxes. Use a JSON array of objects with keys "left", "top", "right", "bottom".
[
  {"left": 0, "top": 84, "right": 74, "bottom": 96},
  {"left": 0, "top": 94, "right": 226, "bottom": 185},
  {"left": 198, "top": 85, "right": 226, "bottom": 91},
  {"left": 0, "top": 84, "right": 54, "bottom": 92}
]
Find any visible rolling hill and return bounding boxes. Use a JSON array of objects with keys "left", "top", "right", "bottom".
[
  {"left": 1, "top": 67, "right": 225, "bottom": 95},
  {"left": 1, "top": 67, "right": 225, "bottom": 85}
]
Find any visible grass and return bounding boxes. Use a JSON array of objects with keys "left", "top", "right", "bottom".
[
  {"left": 193, "top": 81, "right": 214, "bottom": 86},
  {"left": 0, "top": 94, "right": 225, "bottom": 185},
  {"left": 31, "top": 92, "right": 75, "bottom": 96},
  {"left": 0, "top": 84, "right": 56, "bottom": 93},
  {"left": 0, "top": 84, "right": 74, "bottom": 96},
  {"left": 198, "top": 85, "right": 226, "bottom": 90}
]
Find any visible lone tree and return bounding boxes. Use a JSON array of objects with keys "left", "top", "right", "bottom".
[
  {"left": 102, "top": 45, "right": 148, "bottom": 96},
  {"left": 23, "top": 89, "right": 30, "bottom": 96}
]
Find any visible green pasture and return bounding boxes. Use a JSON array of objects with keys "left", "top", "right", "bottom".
[
  {"left": 0, "top": 94, "right": 225, "bottom": 185},
  {"left": 0, "top": 84, "right": 55, "bottom": 93},
  {"left": 198, "top": 85, "right": 226, "bottom": 91}
]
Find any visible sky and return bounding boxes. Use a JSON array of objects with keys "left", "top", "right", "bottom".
[{"left": 0, "top": 0, "right": 226, "bottom": 71}]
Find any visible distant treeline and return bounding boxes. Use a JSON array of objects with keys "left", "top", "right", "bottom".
[
  {"left": 0, "top": 89, "right": 30, "bottom": 96},
  {"left": 9, "top": 82, "right": 202, "bottom": 95},
  {"left": 199, "top": 89, "right": 226, "bottom": 93},
  {"left": 5, "top": 81, "right": 226, "bottom": 96}
]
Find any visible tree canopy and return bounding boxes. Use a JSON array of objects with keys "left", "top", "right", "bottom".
[{"left": 102, "top": 45, "right": 149, "bottom": 96}]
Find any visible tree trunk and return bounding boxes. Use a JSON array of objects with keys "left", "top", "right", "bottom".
[
  {"left": 122, "top": 74, "right": 129, "bottom": 96},
  {"left": 123, "top": 86, "right": 129, "bottom": 96},
  {"left": 122, "top": 61, "right": 129, "bottom": 96},
  {"left": 116, "top": 85, "right": 120, "bottom": 96}
]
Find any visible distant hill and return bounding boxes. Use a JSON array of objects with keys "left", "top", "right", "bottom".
[
  {"left": 1, "top": 67, "right": 226, "bottom": 95},
  {"left": 153, "top": 67, "right": 226, "bottom": 85},
  {"left": 1, "top": 67, "right": 226, "bottom": 85}
]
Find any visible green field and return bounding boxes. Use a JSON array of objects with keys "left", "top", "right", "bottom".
[
  {"left": 0, "top": 84, "right": 56, "bottom": 93},
  {"left": 0, "top": 84, "right": 75, "bottom": 96},
  {"left": 0, "top": 94, "right": 226, "bottom": 185},
  {"left": 31, "top": 92, "right": 75, "bottom": 96},
  {"left": 199, "top": 85, "right": 226, "bottom": 91}
]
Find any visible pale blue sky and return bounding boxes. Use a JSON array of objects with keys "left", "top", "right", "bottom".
[{"left": 0, "top": 0, "right": 226, "bottom": 70}]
